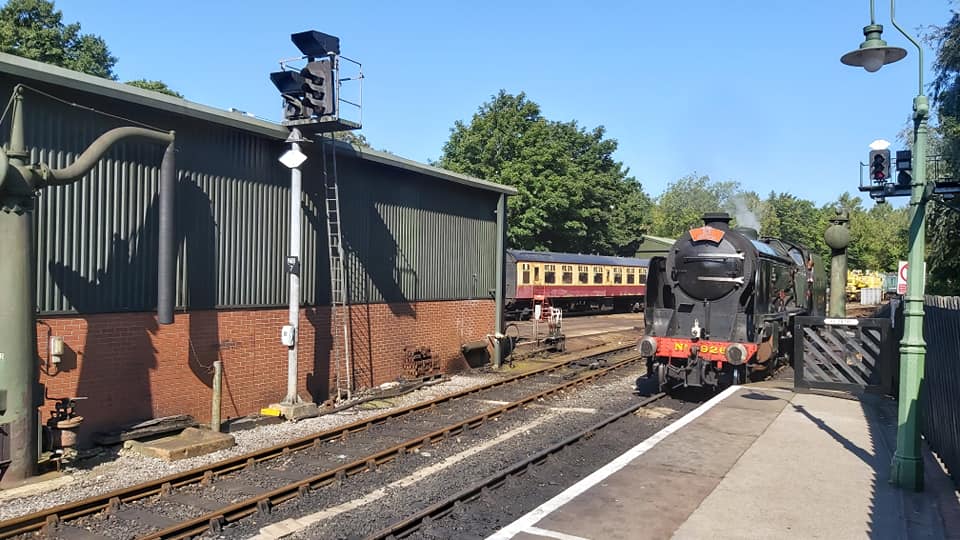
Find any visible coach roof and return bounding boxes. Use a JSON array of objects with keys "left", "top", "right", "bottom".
[
  {"left": 507, "top": 249, "right": 649, "bottom": 267},
  {"left": 0, "top": 52, "right": 516, "bottom": 196}
]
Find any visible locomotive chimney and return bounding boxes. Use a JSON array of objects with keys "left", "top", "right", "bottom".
[
  {"left": 702, "top": 212, "right": 732, "bottom": 230},
  {"left": 735, "top": 227, "right": 759, "bottom": 240}
]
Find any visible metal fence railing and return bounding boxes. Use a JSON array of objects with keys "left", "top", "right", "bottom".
[{"left": 922, "top": 295, "right": 960, "bottom": 488}]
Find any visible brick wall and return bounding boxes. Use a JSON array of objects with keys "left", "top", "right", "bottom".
[{"left": 36, "top": 299, "right": 494, "bottom": 446}]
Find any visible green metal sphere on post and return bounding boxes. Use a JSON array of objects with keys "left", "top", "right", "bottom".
[{"left": 825, "top": 209, "right": 851, "bottom": 318}]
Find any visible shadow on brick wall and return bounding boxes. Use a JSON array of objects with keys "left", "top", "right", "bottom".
[
  {"left": 48, "top": 214, "right": 161, "bottom": 434},
  {"left": 180, "top": 179, "right": 220, "bottom": 390},
  {"left": 46, "top": 177, "right": 223, "bottom": 435}
]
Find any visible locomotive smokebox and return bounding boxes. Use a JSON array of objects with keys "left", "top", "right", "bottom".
[
  {"left": 735, "top": 227, "right": 759, "bottom": 240},
  {"left": 702, "top": 212, "right": 732, "bottom": 230}
]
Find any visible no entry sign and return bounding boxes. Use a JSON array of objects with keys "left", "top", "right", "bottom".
[{"left": 898, "top": 261, "right": 908, "bottom": 295}]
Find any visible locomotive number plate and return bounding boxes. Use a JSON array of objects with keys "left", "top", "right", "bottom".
[{"left": 674, "top": 343, "right": 728, "bottom": 354}]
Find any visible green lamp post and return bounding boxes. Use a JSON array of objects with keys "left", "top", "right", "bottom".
[{"left": 841, "top": 0, "right": 928, "bottom": 491}]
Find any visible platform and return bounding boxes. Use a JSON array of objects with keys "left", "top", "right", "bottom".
[{"left": 489, "top": 386, "right": 960, "bottom": 540}]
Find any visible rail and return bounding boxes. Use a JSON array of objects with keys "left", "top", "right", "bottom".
[
  {"left": 365, "top": 392, "right": 667, "bottom": 539},
  {"left": 0, "top": 343, "right": 638, "bottom": 538},
  {"left": 144, "top": 354, "right": 644, "bottom": 538}
]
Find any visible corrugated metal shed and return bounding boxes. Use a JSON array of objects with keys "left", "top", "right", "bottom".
[
  {"left": 0, "top": 53, "right": 514, "bottom": 314},
  {"left": 635, "top": 234, "right": 676, "bottom": 258}
]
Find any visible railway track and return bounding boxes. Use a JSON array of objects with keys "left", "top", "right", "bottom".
[
  {"left": 364, "top": 391, "right": 667, "bottom": 540},
  {"left": 0, "top": 344, "right": 641, "bottom": 539}
]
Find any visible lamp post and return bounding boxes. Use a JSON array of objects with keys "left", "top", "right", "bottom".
[{"left": 841, "top": 0, "right": 928, "bottom": 491}]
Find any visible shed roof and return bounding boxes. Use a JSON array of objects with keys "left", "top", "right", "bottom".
[
  {"left": 507, "top": 249, "right": 649, "bottom": 267},
  {"left": 0, "top": 52, "right": 516, "bottom": 196},
  {"left": 640, "top": 235, "right": 676, "bottom": 245}
]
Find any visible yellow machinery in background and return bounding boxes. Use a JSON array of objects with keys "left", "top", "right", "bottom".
[{"left": 846, "top": 270, "right": 886, "bottom": 300}]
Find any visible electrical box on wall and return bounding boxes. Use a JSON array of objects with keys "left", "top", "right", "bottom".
[{"left": 281, "top": 325, "right": 296, "bottom": 347}]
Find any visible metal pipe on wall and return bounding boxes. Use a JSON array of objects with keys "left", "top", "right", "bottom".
[
  {"left": 0, "top": 85, "right": 176, "bottom": 486},
  {"left": 158, "top": 141, "right": 176, "bottom": 324}
]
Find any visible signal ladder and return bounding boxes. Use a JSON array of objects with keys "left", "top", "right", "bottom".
[{"left": 322, "top": 134, "right": 352, "bottom": 402}]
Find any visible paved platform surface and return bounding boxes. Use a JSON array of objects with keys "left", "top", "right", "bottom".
[{"left": 489, "top": 385, "right": 960, "bottom": 540}]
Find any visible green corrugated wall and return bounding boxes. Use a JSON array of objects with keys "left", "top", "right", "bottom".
[{"left": 0, "top": 76, "right": 498, "bottom": 314}]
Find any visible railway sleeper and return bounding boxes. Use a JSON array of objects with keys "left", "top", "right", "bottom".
[
  {"left": 208, "top": 516, "right": 224, "bottom": 534},
  {"left": 256, "top": 499, "right": 271, "bottom": 517}
]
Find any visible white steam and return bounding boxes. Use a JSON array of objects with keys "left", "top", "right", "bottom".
[{"left": 730, "top": 195, "right": 760, "bottom": 231}]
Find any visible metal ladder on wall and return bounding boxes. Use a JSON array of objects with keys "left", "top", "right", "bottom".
[{"left": 323, "top": 134, "right": 352, "bottom": 402}]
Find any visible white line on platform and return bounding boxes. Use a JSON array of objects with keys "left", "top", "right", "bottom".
[
  {"left": 248, "top": 412, "right": 560, "bottom": 540},
  {"left": 486, "top": 385, "right": 742, "bottom": 540},
  {"left": 526, "top": 526, "right": 591, "bottom": 540}
]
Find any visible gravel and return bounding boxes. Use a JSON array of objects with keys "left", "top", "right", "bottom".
[
  {"left": 0, "top": 372, "right": 507, "bottom": 522},
  {"left": 216, "top": 366, "right": 697, "bottom": 539}
]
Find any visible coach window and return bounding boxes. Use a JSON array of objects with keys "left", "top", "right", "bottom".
[
  {"left": 578, "top": 265, "right": 589, "bottom": 284},
  {"left": 593, "top": 266, "right": 603, "bottom": 284},
  {"left": 545, "top": 264, "right": 556, "bottom": 284},
  {"left": 638, "top": 267, "right": 647, "bottom": 281},
  {"left": 534, "top": 266, "right": 540, "bottom": 283},
  {"left": 521, "top": 263, "right": 530, "bottom": 285},
  {"left": 626, "top": 268, "right": 636, "bottom": 284},
  {"left": 562, "top": 265, "right": 573, "bottom": 284},
  {"left": 613, "top": 268, "right": 623, "bottom": 284}
]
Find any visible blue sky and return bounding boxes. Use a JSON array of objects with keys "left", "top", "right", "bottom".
[{"left": 59, "top": 1, "right": 954, "bottom": 205}]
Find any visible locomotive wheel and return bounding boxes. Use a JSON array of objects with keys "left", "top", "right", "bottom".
[
  {"left": 732, "top": 366, "right": 742, "bottom": 386},
  {"left": 657, "top": 362, "right": 668, "bottom": 391}
]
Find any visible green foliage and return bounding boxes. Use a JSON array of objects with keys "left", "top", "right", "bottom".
[
  {"left": 928, "top": 12, "right": 960, "bottom": 294},
  {"left": 763, "top": 192, "right": 828, "bottom": 255},
  {"left": 333, "top": 130, "right": 371, "bottom": 148},
  {"left": 125, "top": 79, "right": 182, "bottom": 98},
  {"left": 0, "top": 0, "right": 116, "bottom": 78},
  {"left": 824, "top": 193, "right": 908, "bottom": 272},
  {"left": 440, "top": 90, "right": 651, "bottom": 255},
  {"left": 927, "top": 205, "right": 960, "bottom": 294},
  {"left": 650, "top": 175, "right": 737, "bottom": 238}
]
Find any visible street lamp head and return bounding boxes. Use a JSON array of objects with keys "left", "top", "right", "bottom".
[{"left": 841, "top": 24, "right": 907, "bottom": 72}]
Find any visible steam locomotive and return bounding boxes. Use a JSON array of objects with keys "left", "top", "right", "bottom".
[{"left": 638, "top": 212, "right": 827, "bottom": 392}]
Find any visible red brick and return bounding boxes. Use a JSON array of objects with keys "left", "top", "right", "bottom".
[{"left": 35, "top": 300, "right": 494, "bottom": 446}]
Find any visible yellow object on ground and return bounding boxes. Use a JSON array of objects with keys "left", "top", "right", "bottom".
[{"left": 260, "top": 407, "right": 282, "bottom": 417}]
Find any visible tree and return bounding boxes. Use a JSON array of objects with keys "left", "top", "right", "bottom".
[
  {"left": 125, "top": 79, "right": 182, "bottom": 98},
  {"left": 440, "top": 90, "right": 651, "bottom": 254},
  {"left": 333, "top": 130, "right": 371, "bottom": 148},
  {"left": 650, "top": 175, "right": 738, "bottom": 238},
  {"left": 0, "top": 0, "right": 116, "bottom": 79},
  {"left": 763, "top": 192, "right": 827, "bottom": 256},
  {"left": 926, "top": 12, "right": 960, "bottom": 294}
]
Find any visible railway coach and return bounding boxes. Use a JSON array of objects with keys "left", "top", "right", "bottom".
[{"left": 505, "top": 249, "right": 650, "bottom": 319}]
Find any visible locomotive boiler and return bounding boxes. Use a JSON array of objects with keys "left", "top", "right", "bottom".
[{"left": 638, "top": 212, "right": 827, "bottom": 392}]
